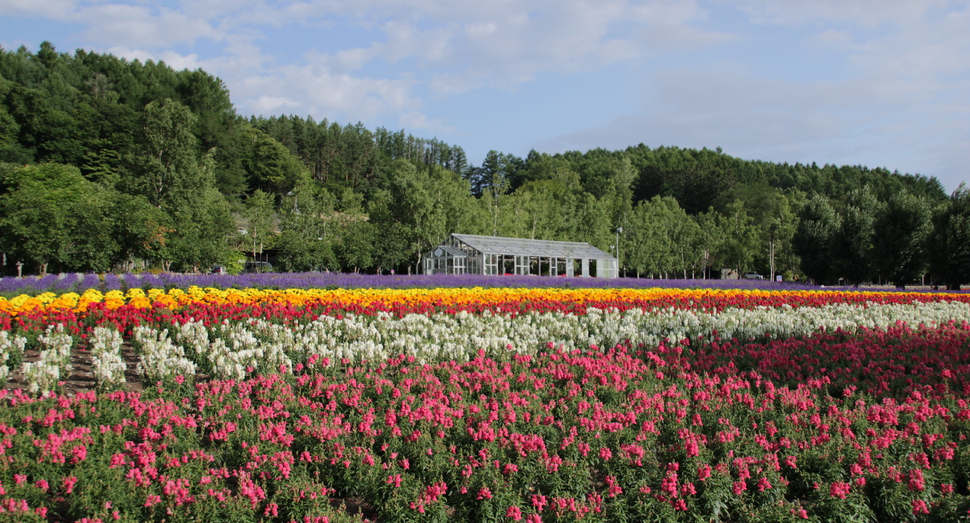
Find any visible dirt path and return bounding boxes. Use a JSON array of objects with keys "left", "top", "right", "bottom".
[{"left": 5, "top": 343, "right": 145, "bottom": 395}]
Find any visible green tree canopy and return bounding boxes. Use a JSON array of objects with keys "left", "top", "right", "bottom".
[
  {"left": 872, "top": 191, "right": 932, "bottom": 287},
  {"left": 794, "top": 195, "right": 842, "bottom": 285},
  {"left": 0, "top": 163, "right": 114, "bottom": 275},
  {"left": 928, "top": 185, "right": 970, "bottom": 290}
]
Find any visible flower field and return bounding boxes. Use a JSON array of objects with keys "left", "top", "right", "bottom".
[{"left": 0, "top": 284, "right": 969, "bottom": 522}]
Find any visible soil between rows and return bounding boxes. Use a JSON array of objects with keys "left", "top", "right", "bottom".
[{"left": 5, "top": 343, "right": 146, "bottom": 395}]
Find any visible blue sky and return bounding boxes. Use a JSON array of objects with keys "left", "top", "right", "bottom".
[{"left": 2, "top": 0, "right": 968, "bottom": 192}]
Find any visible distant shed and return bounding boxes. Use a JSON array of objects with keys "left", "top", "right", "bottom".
[{"left": 423, "top": 233, "right": 617, "bottom": 278}]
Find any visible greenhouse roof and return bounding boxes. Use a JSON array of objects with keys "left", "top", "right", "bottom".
[
  {"left": 451, "top": 234, "right": 615, "bottom": 259},
  {"left": 431, "top": 245, "right": 467, "bottom": 258}
]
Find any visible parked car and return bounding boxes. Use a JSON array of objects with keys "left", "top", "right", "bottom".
[
  {"left": 211, "top": 265, "right": 226, "bottom": 274},
  {"left": 743, "top": 272, "right": 764, "bottom": 280}
]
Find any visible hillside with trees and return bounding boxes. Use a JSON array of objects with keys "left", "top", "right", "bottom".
[{"left": 1, "top": 42, "right": 965, "bottom": 287}]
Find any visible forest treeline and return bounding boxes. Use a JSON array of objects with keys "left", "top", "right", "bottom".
[{"left": 1, "top": 43, "right": 969, "bottom": 288}]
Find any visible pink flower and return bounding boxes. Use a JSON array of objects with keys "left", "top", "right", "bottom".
[
  {"left": 506, "top": 505, "right": 523, "bottom": 521},
  {"left": 829, "top": 482, "right": 850, "bottom": 499},
  {"left": 605, "top": 475, "right": 623, "bottom": 497},
  {"left": 907, "top": 469, "right": 926, "bottom": 492},
  {"left": 63, "top": 476, "right": 78, "bottom": 494},
  {"left": 697, "top": 464, "right": 712, "bottom": 481},
  {"left": 912, "top": 499, "right": 930, "bottom": 515},
  {"left": 531, "top": 494, "right": 548, "bottom": 512}
]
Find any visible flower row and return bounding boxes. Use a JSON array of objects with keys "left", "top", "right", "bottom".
[
  {"left": 0, "top": 271, "right": 839, "bottom": 298},
  {"left": 0, "top": 334, "right": 968, "bottom": 522},
  {"left": 4, "top": 299, "right": 970, "bottom": 396},
  {"left": 2, "top": 287, "right": 969, "bottom": 334}
]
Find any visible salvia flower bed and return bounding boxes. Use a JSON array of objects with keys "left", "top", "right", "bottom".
[{"left": 0, "top": 287, "right": 968, "bottom": 521}]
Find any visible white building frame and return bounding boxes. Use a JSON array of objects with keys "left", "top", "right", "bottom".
[{"left": 423, "top": 233, "right": 618, "bottom": 278}]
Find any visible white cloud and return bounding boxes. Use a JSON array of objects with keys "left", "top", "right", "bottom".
[
  {"left": 807, "top": 29, "right": 854, "bottom": 49},
  {"left": 249, "top": 95, "right": 301, "bottom": 113},
  {"left": 731, "top": 0, "right": 952, "bottom": 27},
  {"left": 232, "top": 62, "right": 419, "bottom": 122},
  {"left": 0, "top": 0, "right": 79, "bottom": 19},
  {"left": 397, "top": 110, "right": 455, "bottom": 133},
  {"left": 848, "top": 9, "right": 970, "bottom": 79},
  {"left": 77, "top": 4, "right": 221, "bottom": 48},
  {"left": 104, "top": 46, "right": 204, "bottom": 71}
]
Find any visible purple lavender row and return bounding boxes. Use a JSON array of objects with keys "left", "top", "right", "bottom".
[
  {"left": 0, "top": 273, "right": 96, "bottom": 295},
  {"left": 3, "top": 271, "right": 959, "bottom": 296}
]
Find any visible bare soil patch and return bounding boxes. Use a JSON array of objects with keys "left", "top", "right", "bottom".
[{"left": 4, "top": 343, "right": 146, "bottom": 395}]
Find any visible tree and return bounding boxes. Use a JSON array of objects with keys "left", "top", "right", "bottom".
[
  {"left": 335, "top": 219, "right": 375, "bottom": 273},
  {"left": 242, "top": 127, "right": 309, "bottom": 196},
  {"left": 667, "top": 203, "right": 704, "bottom": 278},
  {"left": 692, "top": 210, "right": 722, "bottom": 279},
  {"left": 332, "top": 187, "right": 375, "bottom": 273},
  {"left": 714, "top": 200, "right": 758, "bottom": 276},
  {"left": 65, "top": 186, "right": 118, "bottom": 272},
  {"left": 0, "top": 163, "right": 115, "bottom": 275},
  {"left": 715, "top": 183, "right": 799, "bottom": 280},
  {"left": 872, "top": 191, "right": 932, "bottom": 287},
  {"left": 928, "top": 185, "right": 970, "bottom": 290},
  {"left": 276, "top": 182, "right": 338, "bottom": 272},
  {"left": 368, "top": 202, "right": 412, "bottom": 274},
  {"left": 466, "top": 150, "right": 522, "bottom": 199},
  {"left": 624, "top": 196, "right": 696, "bottom": 278},
  {"left": 122, "top": 98, "right": 203, "bottom": 209},
  {"left": 243, "top": 189, "right": 276, "bottom": 266},
  {"left": 175, "top": 68, "right": 246, "bottom": 197},
  {"left": 566, "top": 193, "right": 613, "bottom": 254},
  {"left": 501, "top": 188, "right": 563, "bottom": 241},
  {"left": 119, "top": 98, "right": 234, "bottom": 271},
  {"left": 834, "top": 186, "right": 881, "bottom": 285},
  {"left": 375, "top": 161, "right": 446, "bottom": 273},
  {"left": 163, "top": 187, "right": 235, "bottom": 272},
  {"left": 770, "top": 192, "right": 804, "bottom": 281},
  {"left": 108, "top": 192, "right": 171, "bottom": 272},
  {"left": 794, "top": 195, "right": 841, "bottom": 285}
]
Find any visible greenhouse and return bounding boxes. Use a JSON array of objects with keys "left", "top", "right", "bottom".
[{"left": 423, "top": 233, "right": 618, "bottom": 278}]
